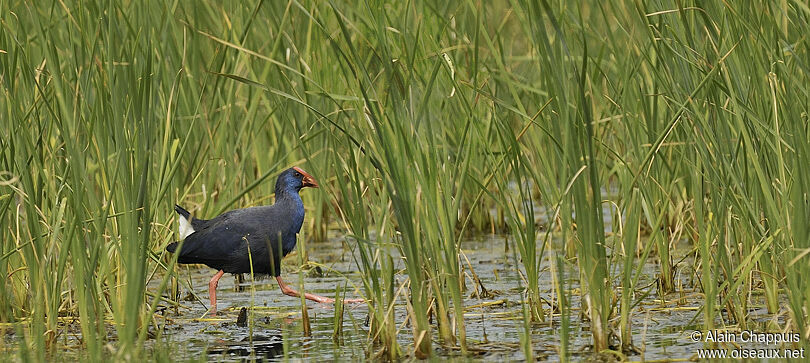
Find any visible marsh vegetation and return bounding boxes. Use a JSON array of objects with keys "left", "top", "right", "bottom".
[{"left": 2, "top": 0, "right": 809, "bottom": 360}]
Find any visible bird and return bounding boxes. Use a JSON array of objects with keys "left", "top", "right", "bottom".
[{"left": 166, "top": 166, "right": 361, "bottom": 315}]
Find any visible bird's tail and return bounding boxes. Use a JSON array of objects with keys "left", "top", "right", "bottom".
[
  {"left": 166, "top": 242, "right": 179, "bottom": 253},
  {"left": 174, "top": 204, "right": 196, "bottom": 239},
  {"left": 174, "top": 204, "right": 191, "bottom": 219}
]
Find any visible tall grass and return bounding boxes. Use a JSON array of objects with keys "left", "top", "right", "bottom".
[{"left": 2, "top": 0, "right": 810, "bottom": 360}]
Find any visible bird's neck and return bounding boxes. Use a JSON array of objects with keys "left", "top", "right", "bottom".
[{"left": 275, "top": 188, "right": 305, "bottom": 232}]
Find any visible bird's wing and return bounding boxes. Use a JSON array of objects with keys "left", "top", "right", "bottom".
[{"left": 174, "top": 213, "right": 255, "bottom": 268}]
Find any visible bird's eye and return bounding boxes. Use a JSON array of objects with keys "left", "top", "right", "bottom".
[{"left": 294, "top": 172, "right": 301, "bottom": 177}]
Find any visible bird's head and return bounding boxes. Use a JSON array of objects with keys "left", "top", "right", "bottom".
[{"left": 276, "top": 167, "right": 319, "bottom": 193}]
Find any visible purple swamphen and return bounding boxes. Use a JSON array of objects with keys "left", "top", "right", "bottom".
[{"left": 166, "top": 167, "right": 361, "bottom": 315}]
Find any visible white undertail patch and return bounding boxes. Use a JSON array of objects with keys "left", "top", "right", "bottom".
[{"left": 178, "top": 215, "right": 195, "bottom": 240}]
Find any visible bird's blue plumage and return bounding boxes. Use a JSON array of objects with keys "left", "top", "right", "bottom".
[{"left": 166, "top": 168, "right": 313, "bottom": 276}]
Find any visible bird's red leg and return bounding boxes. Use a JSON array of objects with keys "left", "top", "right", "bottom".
[
  {"left": 208, "top": 270, "right": 225, "bottom": 315},
  {"left": 275, "top": 276, "right": 335, "bottom": 303},
  {"left": 275, "top": 276, "right": 365, "bottom": 304}
]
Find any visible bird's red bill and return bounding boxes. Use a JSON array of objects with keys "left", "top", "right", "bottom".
[{"left": 294, "top": 167, "right": 319, "bottom": 188}]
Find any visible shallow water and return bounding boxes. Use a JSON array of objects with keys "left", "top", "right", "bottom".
[{"left": 147, "top": 231, "right": 753, "bottom": 362}]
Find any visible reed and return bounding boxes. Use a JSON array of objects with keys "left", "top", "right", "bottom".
[{"left": 619, "top": 188, "right": 641, "bottom": 351}]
